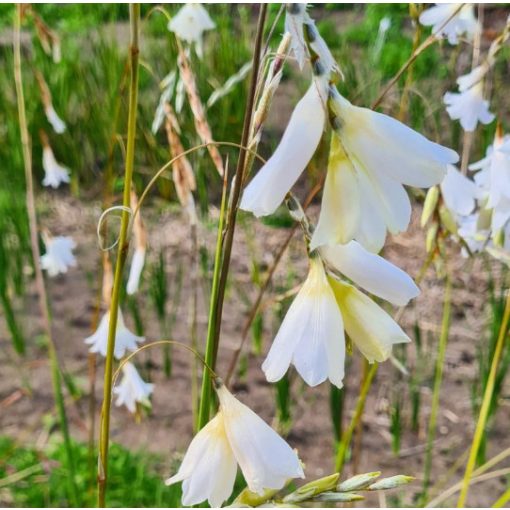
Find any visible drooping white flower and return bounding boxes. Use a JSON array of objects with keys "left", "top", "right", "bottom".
[
  {"left": 329, "top": 278, "right": 411, "bottom": 363},
  {"left": 168, "top": 4, "right": 215, "bottom": 59},
  {"left": 444, "top": 81, "right": 494, "bottom": 132},
  {"left": 457, "top": 212, "right": 490, "bottom": 255},
  {"left": 45, "top": 105, "right": 66, "bottom": 134},
  {"left": 419, "top": 4, "right": 479, "bottom": 45},
  {"left": 42, "top": 145, "right": 70, "bottom": 188},
  {"left": 240, "top": 81, "right": 327, "bottom": 217},
  {"left": 262, "top": 257, "right": 346, "bottom": 388},
  {"left": 126, "top": 247, "right": 146, "bottom": 295},
  {"left": 40, "top": 236, "right": 76, "bottom": 277},
  {"left": 470, "top": 133, "right": 510, "bottom": 210},
  {"left": 85, "top": 308, "right": 144, "bottom": 359},
  {"left": 311, "top": 92, "right": 458, "bottom": 252},
  {"left": 440, "top": 164, "right": 479, "bottom": 216},
  {"left": 320, "top": 240, "right": 419, "bottom": 307},
  {"left": 114, "top": 362, "right": 154, "bottom": 413},
  {"left": 166, "top": 381, "right": 304, "bottom": 507}
]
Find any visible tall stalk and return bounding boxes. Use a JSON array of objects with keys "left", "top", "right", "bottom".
[
  {"left": 457, "top": 288, "right": 510, "bottom": 507},
  {"left": 97, "top": 5, "right": 140, "bottom": 506},
  {"left": 422, "top": 274, "right": 452, "bottom": 501},
  {"left": 13, "top": 5, "right": 78, "bottom": 506},
  {"left": 335, "top": 362, "right": 378, "bottom": 474},
  {"left": 197, "top": 3, "right": 267, "bottom": 430}
]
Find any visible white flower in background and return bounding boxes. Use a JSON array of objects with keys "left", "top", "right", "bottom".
[
  {"left": 419, "top": 4, "right": 479, "bottom": 45},
  {"left": 470, "top": 132, "right": 510, "bottom": 210},
  {"left": 457, "top": 213, "right": 490, "bottom": 255},
  {"left": 263, "top": 253, "right": 415, "bottom": 388},
  {"left": 85, "top": 308, "right": 144, "bottom": 359},
  {"left": 114, "top": 362, "right": 154, "bottom": 413},
  {"left": 311, "top": 91, "right": 458, "bottom": 252},
  {"left": 444, "top": 81, "right": 494, "bottom": 132},
  {"left": 168, "top": 3, "right": 215, "bottom": 59},
  {"left": 240, "top": 81, "right": 327, "bottom": 217},
  {"left": 126, "top": 247, "right": 146, "bottom": 295},
  {"left": 262, "top": 257, "right": 345, "bottom": 388},
  {"left": 45, "top": 105, "right": 66, "bottom": 134},
  {"left": 440, "top": 165, "right": 479, "bottom": 216},
  {"left": 166, "top": 381, "right": 304, "bottom": 507},
  {"left": 41, "top": 236, "right": 76, "bottom": 277},
  {"left": 42, "top": 145, "right": 70, "bottom": 188}
]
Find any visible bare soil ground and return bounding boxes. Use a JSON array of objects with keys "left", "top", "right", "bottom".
[{"left": 1, "top": 191, "right": 509, "bottom": 508}]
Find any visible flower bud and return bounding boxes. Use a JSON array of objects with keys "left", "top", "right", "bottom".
[
  {"left": 438, "top": 204, "right": 457, "bottom": 235},
  {"left": 421, "top": 186, "right": 439, "bottom": 227},
  {"left": 426, "top": 221, "right": 439, "bottom": 253},
  {"left": 337, "top": 471, "right": 381, "bottom": 492},
  {"left": 283, "top": 473, "right": 339, "bottom": 503},
  {"left": 368, "top": 475, "right": 414, "bottom": 490},
  {"left": 314, "top": 492, "right": 365, "bottom": 503}
]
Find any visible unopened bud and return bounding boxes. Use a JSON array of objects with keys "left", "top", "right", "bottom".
[
  {"left": 314, "top": 492, "right": 364, "bottom": 503},
  {"left": 426, "top": 221, "right": 439, "bottom": 253},
  {"left": 337, "top": 471, "right": 381, "bottom": 492},
  {"left": 421, "top": 186, "right": 439, "bottom": 227},
  {"left": 438, "top": 204, "right": 457, "bottom": 235},
  {"left": 368, "top": 475, "right": 414, "bottom": 491},
  {"left": 283, "top": 473, "right": 339, "bottom": 503}
]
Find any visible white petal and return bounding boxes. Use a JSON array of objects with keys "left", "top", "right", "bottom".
[
  {"left": 126, "top": 247, "right": 146, "bottom": 295},
  {"left": 330, "top": 279, "right": 410, "bottom": 363},
  {"left": 310, "top": 135, "right": 360, "bottom": 250},
  {"left": 42, "top": 146, "right": 70, "bottom": 189},
  {"left": 166, "top": 413, "right": 237, "bottom": 508},
  {"left": 262, "top": 258, "right": 345, "bottom": 388},
  {"left": 40, "top": 236, "right": 77, "bottom": 277},
  {"left": 333, "top": 92, "right": 457, "bottom": 188},
  {"left": 284, "top": 4, "right": 307, "bottom": 69},
  {"left": 440, "top": 164, "right": 477, "bottom": 215},
  {"left": 321, "top": 241, "right": 419, "bottom": 306},
  {"left": 240, "top": 83, "right": 326, "bottom": 217},
  {"left": 217, "top": 384, "right": 304, "bottom": 495}
]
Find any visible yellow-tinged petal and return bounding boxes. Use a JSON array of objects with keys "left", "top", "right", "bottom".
[{"left": 328, "top": 277, "right": 410, "bottom": 363}]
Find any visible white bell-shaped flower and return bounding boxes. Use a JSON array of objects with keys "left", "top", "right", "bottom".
[
  {"left": 166, "top": 381, "right": 304, "bottom": 507},
  {"left": 84, "top": 308, "right": 144, "bottom": 360},
  {"left": 444, "top": 81, "right": 494, "bottom": 132},
  {"left": 240, "top": 81, "right": 327, "bottom": 217},
  {"left": 311, "top": 92, "right": 458, "bottom": 252},
  {"left": 262, "top": 257, "right": 345, "bottom": 388},
  {"left": 320, "top": 240, "right": 419, "bottom": 307},
  {"left": 126, "top": 247, "right": 145, "bottom": 295},
  {"left": 168, "top": 4, "right": 215, "bottom": 59},
  {"left": 114, "top": 362, "right": 154, "bottom": 413},
  {"left": 41, "top": 236, "right": 76, "bottom": 277},
  {"left": 419, "top": 4, "right": 478, "bottom": 45},
  {"left": 440, "top": 164, "right": 479, "bottom": 216},
  {"left": 329, "top": 278, "right": 411, "bottom": 363},
  {"left": 42, "top": 145, "right": 70, "bottom": 188}
]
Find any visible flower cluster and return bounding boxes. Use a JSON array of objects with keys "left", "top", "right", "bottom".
[{"left": 240, "top": 4, "right": 457, "bottom": 390}]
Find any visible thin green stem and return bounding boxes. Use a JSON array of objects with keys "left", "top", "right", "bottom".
[
  {"left": 457, "top": 287, "right": 510, "bottom": 507},
  {"left": 13, "top": 5, "right": 78, "bottom": 505},
  {"left": 422, "top": 274, "right": 452, "bottom": 501},
  {"left": 97, "top": 5, "right": 140, "bottom": 507},
  {"left": 197, "top": 168, "right": 228, "bottom": 430},
  {"left": 335, "top": 362, "right": 378, "bottom": 474},
  {"left": 197, "top": 3, "right": 268, "bottom": 430}
]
